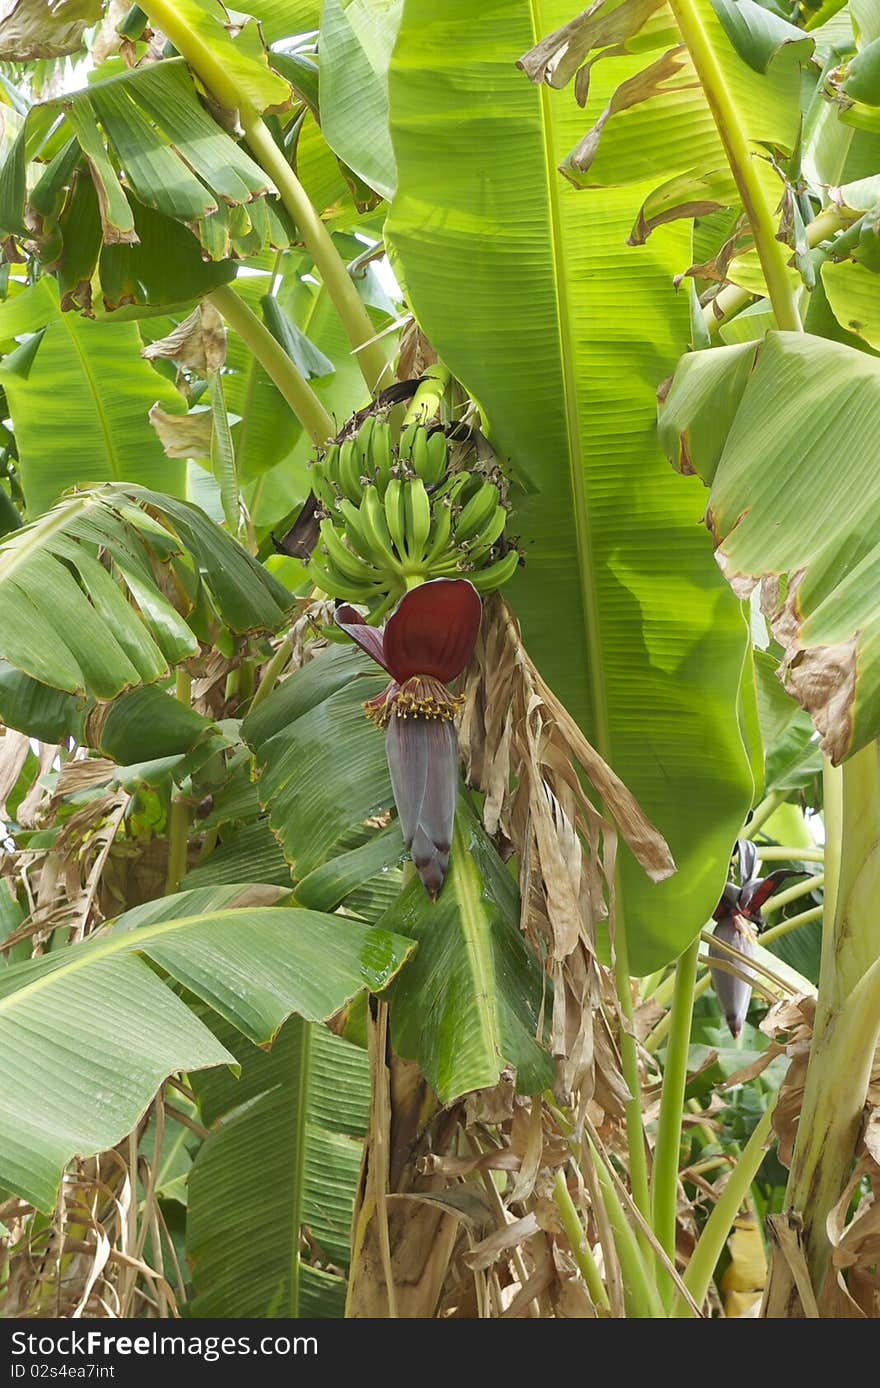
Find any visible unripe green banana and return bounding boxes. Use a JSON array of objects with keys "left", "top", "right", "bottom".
[
  {"left": 318, "top": 518, "right": 381, "bottom": 588},
  {"left": 338, "top": 498, "right": 386, "bottom": 568},
  {"left": 370, "top": 419, "right": 394, "bottom": 495},
  {"left": 403, "top": 478, "right": 432, "bottom": 564},
  {"left": 423, "top": 429, "right": 448, "bottom": 486},
  {"left": 360, "top": 484, "right": 400, "bottom": 570},
  {"left": 423, "top": 499, "right": 453, "bottom": 567},
  {"left": 338, "top": 439, "right": 365, "bottom": 505},
  {"left": 384, "top": 478, "right": 408, "bottom": 560},
  {"left": 408, "top": 426, "right": 429, "bottom": 481},
  {"left": 466, "top": 548, "right": 521, "bottom": 593},
  {"left": 466, "top": 504, "right": 507, "bottom": 562},
  {"left": 398, "top": 420, "right": 421, "bottom": 462},
  {"left": 432, "top": 471, "right": 470, "bottom": 506},
  {"left": 322, "top": 442, "right": 341, "bottom": 486},
  {"left": 355, "top": 414, "right": 376, "bottom": 474},
  {"left": 310, "top": 469, "right": 337, "bottom": 512},
  {"left": 309, "top": 553, "right": 379, "bottom": 604},
  {"left": 454, "top": 480, "right": 501, "bottom": 542}
]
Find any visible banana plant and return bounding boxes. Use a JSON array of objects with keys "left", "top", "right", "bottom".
[{"left": 0, "top": 0, "right": 877, "bottom": 1322}]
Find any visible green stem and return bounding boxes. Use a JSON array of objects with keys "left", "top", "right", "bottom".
[
  {"left": 786, "top": 948, "right": 880, "bottom": 1293},
  {"left": 673, "top": 1099, "right": 776, "bottom": 1316},
  {"left": 747, "top": 788, "right": 788, "bottom": 836},
  {"left": 139, "top": 0, "right": 388, "bottom": 394},
  {"left": 651, "top": 935, "right": 699, "bottom": 1291},
  {"left": 611, "top": 915, "right": 652, "bottom": 1253},
  {"left": 646, "top": 973, "right": 712, "bottom": 1053},
  {"left": 240, "top": 115, "right": 389, "bottom": 395},
  {"left": 821, "top": 757, "right": 843, "bottom": 929},
  {"left": 754, "top": 846, "right": 824, "bottom": 863},
  {"left": 760, "top": 872, "right": 824, "bottom": 916},
  {"left": 759, "top": 904, "right": 823, "bottom": 947},
  {"left": 209, "top": 285, "right": 334, "bottom": 445},
  {"left": 551, "top": 1169, "right": 610, "bottom": 1312},
  {"left": 668, "top": 0, "right": 801, "bottom": 332},
  {"left": 164, "top": 670, "right": 192, "bottom": 896},
  {"left": 784, "top": 741, "right": 880, "bottom": 1294},
  {"left": 588, "top": 1139, "right": 664, "bottom": 1318},
  {"left": 247, "top": 636, "right": 293, "bottom": 714},
  {"left": 704, "top": 207, "right": 854, "bottom": 336},
  {"left": 402, "top": 364, "right": 451, "bottom": 425}
]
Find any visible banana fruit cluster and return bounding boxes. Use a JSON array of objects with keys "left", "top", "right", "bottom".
[{"left": 307, "top": 416, "right": 520, "bottom": 612}]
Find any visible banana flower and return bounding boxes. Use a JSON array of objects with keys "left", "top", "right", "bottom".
[
  {"left": 335, "top": 578, "right": 482, "bottom": 898},
  {"left": 709, "top": 839, "right": 806, "bottom": 1037}
]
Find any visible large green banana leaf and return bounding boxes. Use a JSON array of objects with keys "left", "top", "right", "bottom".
[
  {"left": 188, "top": 1014, "right": 369, "bottom": 1317},
  {"left": 0, "top": 883, "right": 413, "bottom": 1210},
  {"left": 659, "top": 329, "right": 880, "bottom": 763},
  {"left": 381, "top": 805, "right": 554, "bottom": 1102},
  {"left": 244, "top": 643, "right": 554, "bottom": 1097},
  {"left": 319, "top": 0, "right": 402, "bottom": 201},
  {"left": 0, "top": 278, "right": 188, "bottom": 513},
  {"left": 0, "top": 484, "right": 292, "bottom": 703},
  {"left": 386, "top": 0, "right": 754, "bottom": 973}
]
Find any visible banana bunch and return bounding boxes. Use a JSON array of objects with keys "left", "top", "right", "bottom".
[{"left": 306, "top": 414, "right": 521, "bottom": 612}]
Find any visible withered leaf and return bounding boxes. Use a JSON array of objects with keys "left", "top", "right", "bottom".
[
  {"left": 148, "top": 404, "right": 212, "bottom": 459},
  {"left": 142, "top": 302, "right": 227, "bottom": 376}
]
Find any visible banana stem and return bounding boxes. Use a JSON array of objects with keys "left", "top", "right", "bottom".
[
  {"left": 588, "top": 1138, "right": 664, "bottom": 1318},
  {"left": 672, "top": 1099, "right": 776, "bottom": 1315},
  {"left": 759, "top": 904, "right": 823, "bottom": 947},
  {"left": 138, "top": 0, "right": 388, "bottom": 396},
  {"left": 703, "top": 207, "right": 848, "bottom": 335},
  {"left": 611, "top": 910, "right": 653, "bottom": 1256},
  {"left": 667, "top": 0, "right": 801, "bottom": 332},
  {"left": 241, "top": 116, "right": 390, "bottom": 395},
  {"left": 652, "top": 934, "right": 699, "bottom": 1295},
  {"left": 209, "top": 285, "right": 334, "bottom": 445},
  {"left": 402, "top": 365, "right": 451, "bottom": 425},
  {"left": 551, "top": 1169, "right": 610, "bottom": 1312}
]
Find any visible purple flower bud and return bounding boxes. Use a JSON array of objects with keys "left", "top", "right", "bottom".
[
  {"left": 709, "top": 913, "right": 757, "bottom": 1039},
  {"left": 385, "top": 707, "right": 458, "bottom": 899}
]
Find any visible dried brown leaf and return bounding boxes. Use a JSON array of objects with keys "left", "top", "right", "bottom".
[{"left": 142, "top": 303, "right": 227, "bottom": 376}]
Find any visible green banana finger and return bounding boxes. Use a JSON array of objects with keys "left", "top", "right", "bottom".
[
  {"left": 423, "top": 499, "right": 453, "bottom": 567},
  {"left": 308, "top": 555, "right": 379, "bottom": 604},
  {"left": 454, "top": 480, "right": 501, "bottom": 541},
  {"left": 369, "top": 419, "right": 392, "bottom": 471},
  {"left": 398, "top": 420, "right": 421, "bottom": 462},
  {"left": 338, "top": 439, "right": 365, "bottom": 505},
  {"left": 432, "top": 471, "right": 470, "bottom": 505},
  {"left": 466, "top": 548, "right": 521, "bottom": 593},
  {"left": 409, "top": 426, "right": 429, "bottom": 480},
  {"left": 319, "top": 518, "right": 382, "bottom": 587},
  {"left": 355, "top": 415, "right": 376, "bottom": 473},
  {"left": 311, "top": 470, "right": 338, "bottom": 512},
  {"left": 384, "top": 478, "right": 408, "bottom": 559},
  {"left": 322, "top": 442, "right": 341, "bottom": 485},
  {"left": 361, "top": 485, "right": 402, "bottom": 572},
  {"left": 338, "top": 498, "right": 386, "bottom": 567},
  {"left": 423, "top": 429, "right": 448, "bottom": 485},
  {"left": 465, "top": 504, "right": 507, "bottom": 561},
  {"left": 403, "top": 478, "right": 432, "bottom": 565}
]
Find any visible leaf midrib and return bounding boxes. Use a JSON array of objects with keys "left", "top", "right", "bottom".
[
  {"left": 0, "top": 907, "right": 281, "bottom": 1013},
  {"left": 451, "top": 814, "right": 499, "bottom": 1069},
  {"left": 60, "top": 313, "right": 123, "bottom": 482},
  {"left": 530, "top": 0, "right": 612, "bottom": 763}
]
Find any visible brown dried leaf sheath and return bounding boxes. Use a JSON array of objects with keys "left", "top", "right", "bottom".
[{"left": 459, "top": 595, "right": 673, "bottom": 1103}]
